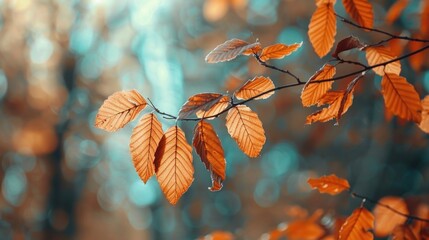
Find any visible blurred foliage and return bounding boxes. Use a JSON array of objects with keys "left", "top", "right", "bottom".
[{"left": 0, "top": 0, "right": 428, "bottom": 239}]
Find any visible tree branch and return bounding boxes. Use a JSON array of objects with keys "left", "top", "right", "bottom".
[
  {"left": 351, "top": 192, "right": 429, "bottom": 223},
  {"left": 335, "top": 13, "right": 429, "bottom": 43},
  {"left": 151, "top": 42, "right": 429, "bottom": 121}
]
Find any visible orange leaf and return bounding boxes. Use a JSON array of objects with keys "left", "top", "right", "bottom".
[
  {"left": 196, "top": 96, "right": 231, "bottom": 119},
  {"left": 155, "top": 126, "right": 194, "bottom": 205},
  {"left": 392, "top": 225, "right": 418, "bottom": 240},
  {"left": 373, "top": 196, "right": 409, "bottom": 237},
  {"left": 242, "top": 42, "right": 262, "bottom": 55},
  {"left": 205, "top": 39, "right": 261, "bottom": 63},
  {"left": 301, "top": 64, "right": 336, "bottom": 107},
  {"left": 307, "top": 174, "right": 350, "bottom": 195},
  {"left": 419, "top": 95, "right": 429, "bottom": 133},
  {"left": 342, "top": 0, "right": 374, "bottom": 28},
  {"left": 385, "top": 0, "right": 409, "bottom": 25},
  {"left": 179, "top": 93, "right": 224, "bottom": 119},
  {"left": 332, "top": 36, "right": 364, "bottom": 58},
  {"left": 234, "top": 76, "right": 275, "bottom": 100},
  {"left": 421, "top": 1, "right": 429, "bottom": 37},
  {"left": 308, "top": 3, "right": 337, "bottom": 58},
  {"left": 365, "top": 46, "right": 401, "bottom": 76},
  {"left": 95, "top": 90, "right": 147, "bottom": 132},
  {"left": 381, "top": 73, "right": 422, "bottom": 123},
  {"left": 226, "top": 105, "right": 266, "bottom": 158},
  {"left": 193, "top": 120, "right": 226, "bottom": 191},
  {"left": 305, "top": 91, "right": 354, "bottom": 124},
  {"left": 285, "top": 220, "right": 325, "bottom": 240},
  {"left": 316, "top": 0, "right": 337, "bottom": 7},
  {"left": 259, "top": 42, "right": 303, "bottom": 61},
  {"left": 408, "top": 37, "right": 426, "bottom": 71},
  {"left": 200, "top": 231, "right": 234, "bottom": 240},
  {"left": 339, "top": 207, "right": 374, "bottom": 240},
  {"left": 130, "top": 113, "right": 163, "bottom": 183}
]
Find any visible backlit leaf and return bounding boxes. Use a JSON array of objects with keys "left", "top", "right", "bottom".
[
  {"left": 419, "top": 96, "right": 429, "bottom": 133},
  {"left": 381, "top": 73, "right": 422, "bottom": 123},
  {"left": 301, "top": 64, "right": 336, "bottom": 107},
  {"left": 385, "top": 0, "right": 409, "bottom": 25},
  {"left": 155, "top": 126, "right": 194, "bottom": 205},
  {"left": 342, "top": 0, "right": 374, "bottom": 28},
  {"left": 130, "top": 113, "right": 163, "bottom": 183},
  {"left": 332, "top": 36, "right": 364, "bottom": 58},
  {"left": 308, "top": 3, "right": 337, "bottom": 57},
  {"left": 392, "top": 225, "right": 418, "bottom": 240},
  {"left": 242, "top": 42, "right": 262, "bottom": 55},
  {"left": 339, "top": 207, "right": 374, "bottom": 240},
  {"left": 193, "top": 121, "right": 226, "bottom": 192},
  {"left": 306, "top": 91, "right": 354, "bottom": 124},
  {"left": 286, "top": 220, "right": 325, "bottom": 240},
  {"left": 95, "top": 90, "right": 147, "bottom": 132},
  {"left": 259, "top": 42, "right": 303, "bottom": 62},
  {"left": 179, "top": 93, "right": 224, "bottom": 119},
  {"left": 373, "top": 196, "right": 409, "bottom": 237},
  {"left": 234, "top": 76, "right": 275, "bottom": 100},
  {"left": 226, "top": 105, "right": 266, "bottom": 158},
  {"left": 196, "top": 96, "right": 231, "bottom": 119},
  {"left": 205, "top": 38, "right": 260, "bottom": 63},
  {"left": 365, "top": 46, "right": 401, "bottom": 76},
  {"left": 307, "top": 174, "right": 350, "bottom": 195}
]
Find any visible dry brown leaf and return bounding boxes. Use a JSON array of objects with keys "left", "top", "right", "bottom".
[
  {"left": 392, "top": 225, "right": 418, "bottom": 240},
  {"left": 365, "top": 46, "right": 401, "bottom": 76},
  {"left": 308, "top": 3, "right": 337, "bottom": 58},
  {"left": 259, "top": 42, "right": 303, "bottom": 61},
  {"left": 332, "top": 36, "right": 364, "bottom": 58},
  {"left": 373, "top": 196, "right": 409, "bottom": 237},
  {"left": 301, "top": 64, "right": 336, "bottom": 107},
  {"left": 339, "top": 207, "right": 374, "bottom": 240},
  {"left": 307, "top": 174, "right": 350, "bottom": 195},
  {"left": 226, "top": 105, "right": 266, "bottom": 158},
  {"left": 419, "top": 95, "right": 429, "bottom": 133},
  {"left": 205, "top": 39, "right": 260, "bottom": 63},
  {"left": 385, "top": 0, "right": 409, "bottom": 24},
  {"left": 130, "top": 113, "right": 163, "bottom": 183},
  {"left": 342, "top": 0, "right": 374, "bottom": 28},
  {"left": 179, "top": 93, "right": 224, "bottom": 119},
  {"left": 196, "top": 96, "right": 231, "bottom": 119},
  {"left": 234, "top": 76, "right": 275, "bottom": 100},
  {"left": 95, "top": 90, "right": 147, "bottom": 132},
  {"left": 155, "top": 126, "right": 194, "bottom": 205},
  {"left": 193, "top": 120, "right": 226, "bottom": 191},
  {"left": 381, "top": 73, "right": 422, "bottom": 123},
  {"left": 306, "top": 91, "right": 354, "bottom": 124}
]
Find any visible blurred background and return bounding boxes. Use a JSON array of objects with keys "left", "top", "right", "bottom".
[{"left": 0, "top": 0, "right": 428, "bottom": 239}]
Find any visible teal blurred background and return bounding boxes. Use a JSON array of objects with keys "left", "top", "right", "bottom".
[{"left": 0, "top": 0, "right": 428, "bottom": 239}]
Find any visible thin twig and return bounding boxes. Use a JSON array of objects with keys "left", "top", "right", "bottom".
[
  {"left": 352, "top": 192, "right": 429, "bottom": 223},
  {"left": 336, "top": 13, "right": 429, "bottom": 43},
  {"left": 254, "top": 54, "right": 302, "bottom": 84}
]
